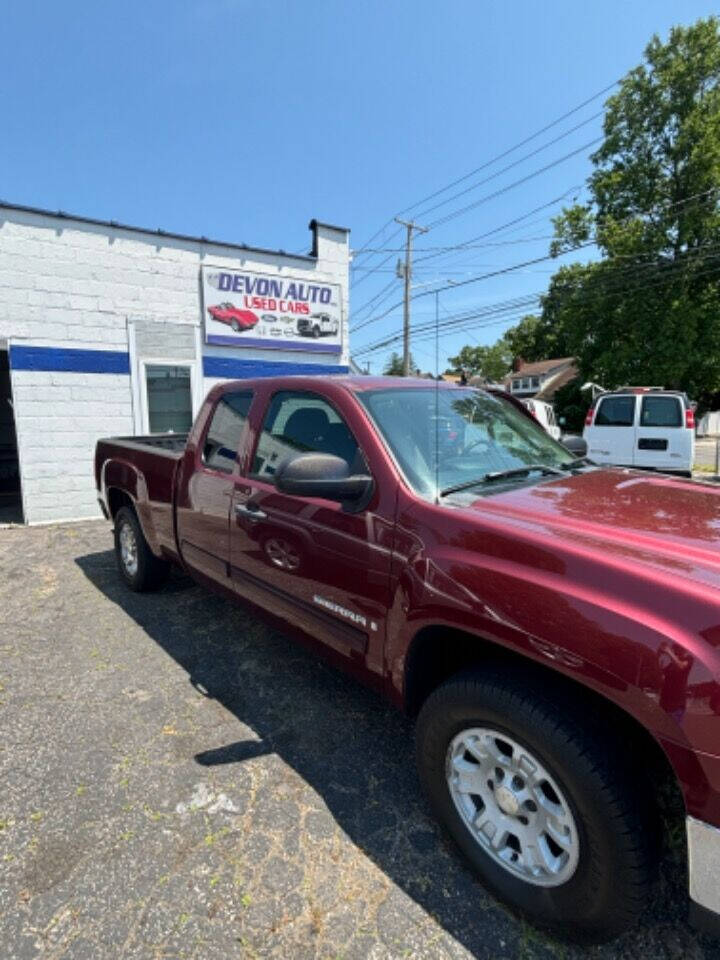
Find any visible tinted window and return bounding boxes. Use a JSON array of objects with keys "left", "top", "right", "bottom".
[
  {"left": 594, "top": 396, "right": 636, "bottom": 427},
  {"left": 203, "top": 392, "right": 253, "bottom": 473},
  {"left": 640, "top": 395, "right": 682, "bottom": 428},
  {"left": 252, "top": 391, "right": 363, "bottom": 480},
  {"left": 146, "top": 364, "right": 192, "bottom": 433}
]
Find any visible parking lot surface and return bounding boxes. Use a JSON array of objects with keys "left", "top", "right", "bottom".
[{"left": 1, "top": 520, "right": 719, "bottom": 960}]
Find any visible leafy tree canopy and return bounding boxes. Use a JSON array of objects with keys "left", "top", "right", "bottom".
[
  {"left": 383, "top": 351, "right": 417, "bottom": 376},
  {"left": 433, "top": 18, "right": 720, "bottom": 410},
  {"left": 545, "top": 16, "right": 720, "bottom": 408},
  {"left": 446, "top": 342, "right": 510, "bottom": 381}
]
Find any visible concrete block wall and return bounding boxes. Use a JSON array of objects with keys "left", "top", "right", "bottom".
[
  {"left": 0, "top": 211, "right": 350, "bottom": 362},
  {"left": 0, "top": 207, "right": 351, "bottom": 524},
  {"left": 10, "top": 369, "right": 133, "bottom": 523}
]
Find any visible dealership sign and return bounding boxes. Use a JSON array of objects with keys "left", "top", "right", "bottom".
[{"left": 202, "top": 267, "right": 342, "bottom": 354}]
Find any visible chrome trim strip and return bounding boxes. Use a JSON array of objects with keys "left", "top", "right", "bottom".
[{"left": 687, "top": 815, "right": 720, "bottom": 916}]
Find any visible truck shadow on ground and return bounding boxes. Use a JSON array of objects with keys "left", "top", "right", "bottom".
[{"left": 76, "top": 551, "right": 714, "bottom": 960}]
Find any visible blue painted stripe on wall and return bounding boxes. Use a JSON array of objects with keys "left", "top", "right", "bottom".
[
  {"left": 10, "top": 345, "right": 130, "bottom": 374},
  {"left": 203, "top": 356, "right": 349, "bottom": 379},
  {"left": 7, "top": 344, "right": 348, "bottom": 380},
  {"left": 206, "top": 334, "right": 342, "bottom": 354}
]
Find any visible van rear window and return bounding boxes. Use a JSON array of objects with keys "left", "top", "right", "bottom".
[
  {"left": 640, "top": 395, "right": 682, "bottom": 428},
  {"left": 594, "top": 396, "right": 635, "bottom": 427}
]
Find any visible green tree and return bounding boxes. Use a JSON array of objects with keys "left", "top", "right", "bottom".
[
  {"left": 545, "top": 17, "right": 720, "bottom": 408},
  {"left": 383, "top": 351, "right": 416, "bottom": 376},
  {"left": 446, "top": 342, "right": 510, "bottom": 380},
  {"left": 552, "top": 378, "right": 587, "bottom": 434},
  {"left": 501, "top": 314, "right": 571, "bottom": 363}
]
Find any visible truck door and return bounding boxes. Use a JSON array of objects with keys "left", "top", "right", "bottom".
[
  {"left": 586, "top": 394, "right": 637, "bottom": 466},
  {"left": 176, "top": 390, "right": 254, "bottom": 583},
  {"left": 228, "top": 389, "right": 395, "bottom": 678},
  {"left": 635, "top": 393, "right": 689, "bottom": 471}
]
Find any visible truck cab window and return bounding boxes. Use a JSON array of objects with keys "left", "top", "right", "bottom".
[
  {"left": 203, "top": 392, "right": 253, "bottom": 473},
  {"left": 252, "top": 391, "right": 363, "bottom": 480}
]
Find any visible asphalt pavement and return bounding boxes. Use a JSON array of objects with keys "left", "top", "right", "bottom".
[{"left": 1, "top": 520, "right": 719, "bottom": 959}]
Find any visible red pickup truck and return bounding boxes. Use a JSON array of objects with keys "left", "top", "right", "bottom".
[{"left": 95, "top": 376, "right": 720, "bottom": 942}]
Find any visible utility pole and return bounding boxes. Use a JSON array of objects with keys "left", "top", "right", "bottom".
[{"left": 395, "top": 218, "right": 428, "bottom": 376}]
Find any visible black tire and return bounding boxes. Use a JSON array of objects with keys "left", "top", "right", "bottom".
[
  {"left": 231, "top": 319, "right": 240, "bottom": 332},
  {"left": 415, "top": 668, "right": 656, "bottom": 942},
  {"left": 114, "top": 505, "right": 169, "bottom": 592},
  {"left": 311, "top": 325, "right": 320, "bottom": 338}
]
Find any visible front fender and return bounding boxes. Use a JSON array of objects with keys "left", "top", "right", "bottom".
[{"left": 389, "top": 542, "right": 720, "bottom": 825}]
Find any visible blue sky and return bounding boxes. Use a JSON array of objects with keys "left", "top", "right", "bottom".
[{"left": 2, "top": 0, "right": 718, "bottom": 374}]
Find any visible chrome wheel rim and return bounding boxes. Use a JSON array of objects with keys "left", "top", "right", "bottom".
[
  {"left": 446, "top": 727, "right": 579, "bottom": 887},
  {"left": 119, "top": 521, "right": 138, "bottom": 577},
  {"left": 264, "top": 537, "right": 300, "bottom": 571}
]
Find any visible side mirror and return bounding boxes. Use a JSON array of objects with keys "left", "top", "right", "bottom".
[
  {"left": 275, "top": 453, "right": 373, "bottom": 510},
  {"left": 561, "top": 435, "right": 588, "bottom": 457}
]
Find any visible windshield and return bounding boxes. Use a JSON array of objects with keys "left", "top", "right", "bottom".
[{"left": 358, "top": 387, "right": 576, "bottom": 499}]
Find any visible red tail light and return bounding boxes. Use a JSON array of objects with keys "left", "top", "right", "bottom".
[
  {"left": 585, "top": 407, "right": 594, "bottom": 426},
  {"left": 686, "top": 408, "right": 695, "bottom": 429}
]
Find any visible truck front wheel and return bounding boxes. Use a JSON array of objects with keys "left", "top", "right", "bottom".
[
  {"left": 114, "top": 505, "right": 169, "bottom": 592},
  {"left": 415, "top": 669, "right": 656, "bottom": 942}
]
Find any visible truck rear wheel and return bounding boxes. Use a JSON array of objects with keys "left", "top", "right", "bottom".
[
  {"left": 114, "top": 505, "right": 169, "bottom": 592},
  {"left": 415, "top": 669, "right": 656, "bottom": 942}
]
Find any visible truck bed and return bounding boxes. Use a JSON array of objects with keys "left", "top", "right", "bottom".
[
  {"left": 98, "top": 433, "right": 189, "bottom": 456},
  {"left": 95, "top": 434, "right": 189, "bottom": 558}
]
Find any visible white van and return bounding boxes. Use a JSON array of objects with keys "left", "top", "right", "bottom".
[
  {"left": 522, "top": 399, "right": 561, "bottom": 441},
  {"left": 583, "top": 389, "right": 694, "bottom": 476}
]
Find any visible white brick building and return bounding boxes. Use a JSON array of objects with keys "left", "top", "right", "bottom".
[{"left": 0, "top": 203, "right": 350, "bottom": 524}]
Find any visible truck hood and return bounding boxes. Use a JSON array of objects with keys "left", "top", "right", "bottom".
[{"left": 471, "top": 467, "right": 720, "bottom": 586}]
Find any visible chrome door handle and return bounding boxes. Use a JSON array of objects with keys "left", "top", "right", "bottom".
[{"left": 234, "top": 502, "right": 267, "bottom": 521}]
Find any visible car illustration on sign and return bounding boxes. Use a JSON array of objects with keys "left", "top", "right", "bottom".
[
  {"left": 297, "top": 312, "right": 340, "bottom": 338},
  {"left": 207, "top": 302, "right": 260, "bottom": 333}
]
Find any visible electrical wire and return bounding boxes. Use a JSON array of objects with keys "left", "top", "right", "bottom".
[
  {"left": 351, "top": 79, "right": 618, "bottom": 265},
  {"left": 353, "top": 250, "right": 720, "bottom": 358}
]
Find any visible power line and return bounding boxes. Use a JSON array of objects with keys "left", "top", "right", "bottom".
[
  {"left": 410, "top": 111, "right": 603, "bottom": 225},
  {"left": 351, "top": 235, "right": 556, "bottom": 255},
  {"left": 350, "top": 189, "right": 581, "bottom": 323},
  {"left": 351, "top": 79, "right": 618, "bottom": 266},
  {"left": 353, "top": 240, "right": 720, "bottom": 356},
  {"left": 352, "top": 242, "right": 596, "bottom": 336},
  {"left": 353, "top": 247, "right": 720, "bottom": 359},
  {"left": 425, "top": 137, "right": 602, "bottom": 231}
]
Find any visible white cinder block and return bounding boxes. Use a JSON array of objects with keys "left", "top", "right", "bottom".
[{"left": 1, "top": 210, "right": 350, "bottom": 523}]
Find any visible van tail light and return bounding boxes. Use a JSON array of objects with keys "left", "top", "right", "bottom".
[
  {"left": 686, "top": 408, "right": 695, "bottom": 429},
  {"left": 585, "top": 407, "right": 594, "bottom": 426}
]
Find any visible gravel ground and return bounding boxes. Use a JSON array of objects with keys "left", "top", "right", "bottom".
[{"left": 1, "top": 519, "right": 719, "bottom": 960}]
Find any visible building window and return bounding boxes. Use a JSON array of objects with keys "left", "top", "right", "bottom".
[
  {"left": 530, "top": 376, "right": 539, "bottom": 389},
  {"left": 512, "top": 379, "right": 521, "bottom": 391},
  {"left": 145, "top": 364, "right": 193, "bottom": 433},
  {"left": 521, "top": 378, "right": 530, "bottom": 390}
]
